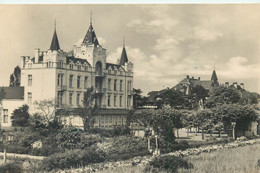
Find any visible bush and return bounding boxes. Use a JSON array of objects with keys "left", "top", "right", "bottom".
[
  {"left": 0, "top": 161, "right": 22, "bottom": 173},
  {"left": 145, "top": 155, "right": 193, "bottom": 173},
  {"left": 90, "top": 126, "right": 130, "bottom": 137},
  {"left": 40, "top": 148, "right": 106, "bottom": 171},
  {"left": 105, "top": 136, "right": 150, "bottom": 161}
]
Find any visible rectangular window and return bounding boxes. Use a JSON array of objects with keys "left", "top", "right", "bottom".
[
  {"left": 114, "top": 95, "right": 117, "bottom": 107},
  {"left": 77, "top": 93, "right": 80, "bottom": 105},
  {"left": 69, "top": 92, "right": 73, "bottom": 105},
  {"left": 3, "top": 109, "right": 8, "bottom": 123},
  {"left": 84, "top": 76, "right": 88, "bottom": 89},
  {"left": 69, "top": 64, "right": 73, "bottom": 70},
  {"left": 114, "top": 79, "right": 117, "bottom": 91},
  {"left": 69, "top": 75, "right": 73, "bottom": 88},
  {"left": 28, "top": 75, "right": 32, "bottom": 86},
  {"left": 107, "top": 95, "right": 111, "bottom": 107},
  {"left": 57, "top": 74, "right": 63, "bottom": 86},
  {"left": 57, "top": 92, "right": 63, "bottom": 107},
  {"left": 108, "top": 79, "right": 111, "bottom": 91},
  {"left": 120, "top": 80, "right": 123, "bottom": 91},
  {"left": 77, "top": 75, "right": 81, "bottom": 88},
  {"left": 77, "top": 65, "right": 81, "bottom": 71},
  {"left": 84, "top": 66, "right": 88, "bottom": 71},
  {"left": 120, "top": 95, "right": 123, "bottom": 107},
  {"left": 28, "top": 92, "right": 32, "bottom": 104}
]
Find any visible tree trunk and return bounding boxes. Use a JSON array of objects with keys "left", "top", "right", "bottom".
[
  {"left": 177, "top": 129, "right": 179, "bottom": 138},
  {"left": 202, "top": 129, "right": 204, "bottom": 140},
  {"left": 219, "top": 130, "right": 221, "bottom": 138}
]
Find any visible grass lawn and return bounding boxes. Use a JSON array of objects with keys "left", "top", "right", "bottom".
[{"left": 178, "top": 143, "right": 260, "bottom": 173}]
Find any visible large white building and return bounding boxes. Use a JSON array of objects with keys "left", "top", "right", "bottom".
[{"left": 1, "top": 19, "right": 134, "bottom": 128}]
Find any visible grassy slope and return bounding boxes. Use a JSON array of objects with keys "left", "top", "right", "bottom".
[{"left": 179, "top": 143, "right": 260, "bottom": 173}]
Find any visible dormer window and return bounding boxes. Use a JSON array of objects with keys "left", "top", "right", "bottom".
[
  {"left": 77, "top": 64, "right": 81, "bottom": 71},
  {"left": 84, "top": 65, "right": 88, "bottom": 71},
  {"left": 108, "top": 69, "right": 112, "bottom": 75},
  {"left": 47, "top": 61, "right": 52, "bottom": 68},
  {"left": 69, "top": 63, "right": 74, "bottom": 70},
  {"left": 58, "top": 61, "right": 63, "bottom": 68},
  {"left": 114, "top": 69, "right": 117, "bottom": 75}
]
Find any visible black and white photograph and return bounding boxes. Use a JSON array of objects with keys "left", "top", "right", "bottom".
[{"left": 0, "top": 3, "right": 260, "bottom": 173}]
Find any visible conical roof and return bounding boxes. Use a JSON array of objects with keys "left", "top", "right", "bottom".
[
  {"left": 119, "top": 47, "right": 128, "bottom": 66},
  {"left": 82, "top": 24, "right": 99, "bottom": 46},
  {"left": 50, "top": 29, "right": 60, "bottom": 51},
  {"left": 211, "top": 70, "right": 218, "bottom": 83}
]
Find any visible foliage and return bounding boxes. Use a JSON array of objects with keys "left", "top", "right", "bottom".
[
  {"left": 0, "top": 161, "right": 22, "bottom": 173},
  {"left": 0, "top": 87, "right": 6, "bottom": 102},
  {"left": 56, "top": 126, "right": 81, "bottom": 150},
  {"left": 155, "top": 89, "right": 185, "bottom": 109},
  {"left": 130, "top": 109, "right": 155, "bottom": 128},
  {"left": 213, "top": 104, "right": 258, "bottom": 134},
  {"left": 79, "top": 87, "right": 97, "bottom": 132},
  {"left": 40, "top": 148, "right": 106, "bottom": 171},
  {"left": 190, "top": 85, "right": 208, "bottom": 109},
  {"left": 145, "top": 155, "right": 193, "bottom": 173},
  {"left": 33, "top": 99, "right": 59, "bottom": 124},
  {"left": 133, "top": 88, "right": 148, "bottom": 108},
  {"left": 11, "top": 104, "right": 30, "bottom": 127},
  {"left": 105, "top": 136, "right": 150, "bottom": 161},
  {"left": 9, "top": 66, "right": 21, "bottom": 87}
]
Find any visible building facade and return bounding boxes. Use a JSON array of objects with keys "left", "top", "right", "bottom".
[{"left": 1, "top": 20, "right": 133, "bottom": 128}]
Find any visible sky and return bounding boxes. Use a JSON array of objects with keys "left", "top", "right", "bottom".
[{"left": 0, "top": 4, "right": 260, "bottom": 95}]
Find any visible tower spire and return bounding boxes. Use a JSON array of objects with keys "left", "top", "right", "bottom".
[
  {"left": 50, "top": 20, "right": 60, "bottom": 51},
  {"left": 90, "top": 11, "right": 92, "bottom": 25},
  {"left": 123, "top": 36, "right": 125, "bottom": 47}
]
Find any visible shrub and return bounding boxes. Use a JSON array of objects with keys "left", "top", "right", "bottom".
[
  {"left": 145, "top": 155, "right": 193, "bottom": 173},
  {"left": 105, "top": 136, "right": 150, "bottom": 161},
  {"left": 40, "top": 147, "right": 106, "bottom": 171},
  {"left": 0, "top": 161, "right": 22, "bottom": 173}
]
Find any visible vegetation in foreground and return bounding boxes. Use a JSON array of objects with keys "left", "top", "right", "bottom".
[{"left": 178, "top": 143, "right": 260, "bottom": 173}]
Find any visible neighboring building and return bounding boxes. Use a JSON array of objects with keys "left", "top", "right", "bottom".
[
  {"left": 1, "top": 19, "right": 134, "bottom": 128},
  {"left": 172, "top": 70, "right": 219, "bottom": 96},
  {"left": 0, "top": 87, "right": 24, "bottom": 127}
]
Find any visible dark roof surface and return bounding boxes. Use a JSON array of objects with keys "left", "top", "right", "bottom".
[
  {"left": 82, "top": 24, "right": 99, "bottom": 46},
  {"left": 50, "top": 30, "right": 60, "bottom": 51},
  {"left": 1, "top": 87, "right": 24, "bottom": 100},
  {"left": 119, "top": 47, "right": 128, "bottom": 65},
  {"left": 200, "top": 81, "right": 212, "bottom": 90},
  {"left": 66, "top": 56, "right": 91, "bottom": 66}
]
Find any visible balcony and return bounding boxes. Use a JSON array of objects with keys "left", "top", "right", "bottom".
[
  {"left": 95, "top": 71, "right": 106, "bottom": 77},
  {"left": 95, "top": 88, "right": 107, "bottom": 94},
  {"left": 58, "top": 85, "right": 67, "bottom": 91},
  {"left": 127, "top": 90, "right": 133, "bottom": 95}
]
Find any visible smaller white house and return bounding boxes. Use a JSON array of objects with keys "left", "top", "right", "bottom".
[{"left": 0, "top": 87, "right": 24, "bottom": 128}]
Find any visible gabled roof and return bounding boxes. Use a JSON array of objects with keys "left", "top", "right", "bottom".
[
  {"left": 1, "top": 87, "right": 24, "bottom": 100},
  {"left": 50, "top": 30, "right": 60, "bottom": 51},
  {"left": 119, "top": 47, "right": 128, "bottom": 66},
  {"left": 200, "top": 81, "right": 212, "bottom": 90},
  {"left": 82, "top": 24, "right": 99, "bottom": 46},
  {"left": 106, "top": 63, "right": 122, "bottom": 70},
  {"left": 66, "top": 56, "right": 91, "bottom": 66}
]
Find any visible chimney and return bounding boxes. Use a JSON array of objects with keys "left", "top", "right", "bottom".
[
  {"left": 198, "top": 77, "right": 200, "bottom": 80},
  {"left": 35, "top": 48, "right": 40, "bottom": 63},
  {"left": 233, "top": 82, "right": 238, "bottom": 88},
  {"left": 240, "top": 83, "right": 244, "bottom": 89},
  {"left": 225, "top": 82, "right": 229, "bottom": 88},
  {"left": 186, "top": 75, "right": 189, "bottom": 79},
  {"left": 21, "top": 56, "right": 26, "bottom": 68}
]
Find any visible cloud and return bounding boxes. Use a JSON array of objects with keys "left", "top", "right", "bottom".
[{"left": 193, "top": 26, "right": 222, "bottom": 41}]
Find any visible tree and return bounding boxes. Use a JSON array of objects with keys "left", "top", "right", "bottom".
[
  {"left": 214, "top": 104, "right": 258, "bottom": 137},
  {"left": 34, "top": 99, "right": 57, "bottom": 123},
  {"left": 155, "top": 89, "right": 185, "bottom": 109},
  {"left": 133, "top": 88, "right": 148, "bottom": 108},
  {"left": 0, "top": 87, "right": 5, "bottom": 102},
  {"left": 130, "top": 109, "right": 155, "bottom": 128},
  {"left": 79, "top": 87, "right": 97, "bottom": 132},
  {"left": 11, "top": 104, "right": 30, "bottom": 127},
  {"left": 191, "top": 85, "right": 208, "bottom": 109},
  {"left": 9, "top": 66, "right": 21, "bottom": 87}
]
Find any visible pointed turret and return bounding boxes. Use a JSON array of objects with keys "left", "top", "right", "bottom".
[
  {"left": 50, "top": 21, "right": 60, "bottom": 51},
  {"left": 82, "top": 12, "right": 99, "bottom": 46},
  {"left": 119, "top": 38, "right": 128, "bottom": 66},
  {"left": 211, "top": 69, "right": 219, "bottom": 86}
]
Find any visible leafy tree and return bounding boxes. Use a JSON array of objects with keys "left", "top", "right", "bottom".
[
  {"left": 130, "top": 109, "right": 155, "bottom": 128},
  {"left": 9, "top": 66, "right": 21, "bottom": 87},
  {"left": 56, "top": 126, "right": 81, "bottom": 150},
  {"left": 214, "top": 104, "right": 258, "bottom": 136},
  {"left": 133, "top": 88, "right": 149, "bottom": 108},
  {"left": 79, "top": 87, "right": 97, "bottom": 132},
  {"left": 0, "top": 87, "right": 5, "bottom": 102},
  {"left": 155, "top": 89, "right": 185, "bottom": 109},
  {"left": 11, "top": 104, "right": 30, "bottom": 127},
  {"left": 193, "top": 109, "right": 214, "bottom": 139},
  {"left": 34, "top": 99, "right": 57, "bottom": 123},
  {"left": 191, "top": 85, "right": 208, "bottom": 109}
]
